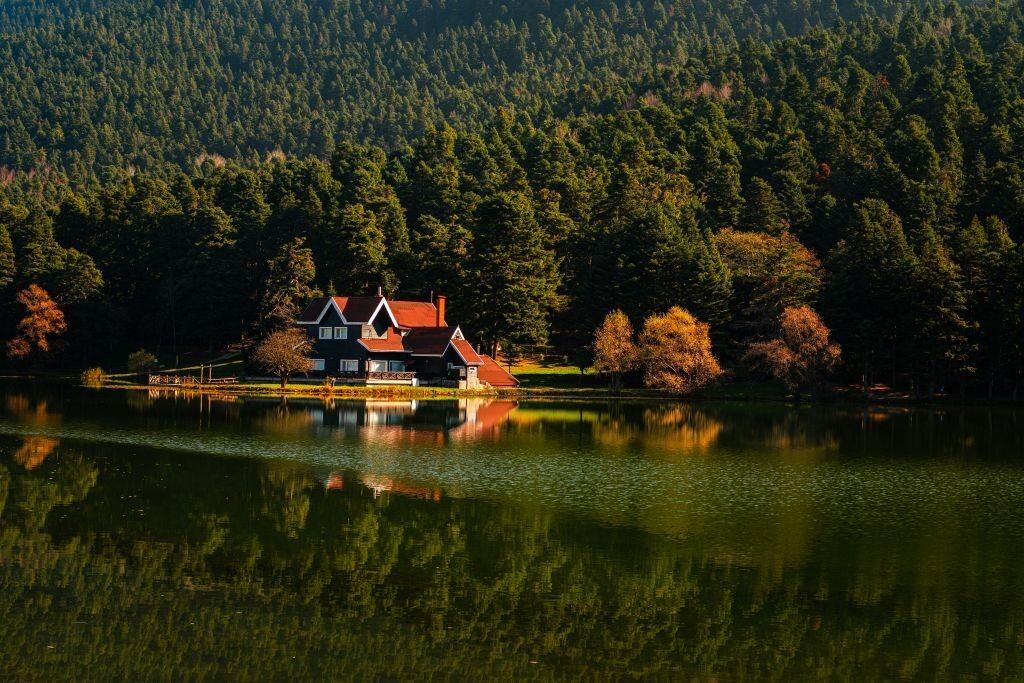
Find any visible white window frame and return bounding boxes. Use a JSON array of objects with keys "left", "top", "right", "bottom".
[
  {"left": 368, "top": 359, "right": 387, "bottom": 373},
  {"left": 318, "top": 327, "right": 333, "bottom": 340},
  {"left": 388, "top": 361, "right": 406, "bottom": 372},
  {"left": 334, "top": 326, "right": 348, "bottom": 340},
  {"left": 339, "top": 359, "right": 359, "bottom": 373},
  {"left": 311, "top": 358, "right": 325, "bottom": 371}
]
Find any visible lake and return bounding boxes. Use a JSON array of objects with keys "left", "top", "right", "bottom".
[{"left": 0, "top": 382, "right": 1022, "bottom": 679}]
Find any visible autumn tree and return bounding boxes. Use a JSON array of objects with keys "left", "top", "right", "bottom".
[
  {"left": 744, "top": 305, "right": 841, "bottom": 398},
  {"left": 251, "top": 328, "right": 314, "bottom": 389},
  {"left": 638, "top": 307, "right": 722, "bottom": 393},
  {"left": 7, "top": 285, "right": 67, "bottom": 360},
  {"left": 592, "top": 310, "right": 636, "bottom": 390},
  {"left": 715, "top": 228, "right": 822, "bottom": 338}
]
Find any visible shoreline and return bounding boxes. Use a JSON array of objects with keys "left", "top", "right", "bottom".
[{"left": 61, "top": 378, "right": 1024, "bottom": 407}]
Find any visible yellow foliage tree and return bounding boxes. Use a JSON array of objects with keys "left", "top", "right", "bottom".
[
  {"left": 593, "top": 309, "right": 636, "bottom": 390},
  {"left": 638, "top": 307, "right": 723, "bottom": 392}
]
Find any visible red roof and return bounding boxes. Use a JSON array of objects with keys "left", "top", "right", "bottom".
[
  {"left": 404, "top": 326, "right": 457, "bottom": 355},
  {"left": 358, "top": 328, "right": 407, "bottom": 352},
  {"left": 297, "top": 297, "right": 330, "bottom": 322},
  {"left": 389, "top": 300, "right": 444, "bottom": 328},
  {"left": 473, "top": 400, "right": 517, "bottom": 429},
  {"left": 478, "top": 355, "right": 519, "bottom": 387},
  {"left": 451, "top": 338, "right": 483, "bottom": 366},
  {"left": 297, "top": 296, "right": 382, "bottom": 323},
  {"left": 339, "top": 296, "right": 384, "bottom": 322}
]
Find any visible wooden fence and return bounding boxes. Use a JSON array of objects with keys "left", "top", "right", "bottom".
[{"left": 148, "top": 374, "right": 237, "bottom": 386}]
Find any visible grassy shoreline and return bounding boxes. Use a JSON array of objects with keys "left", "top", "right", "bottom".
[
  {"left": 6, "top": 361, "right": 1020, "bottom": 405},
  {"left": 74, "top": 377, "right": 1023, "bottom": 407}
]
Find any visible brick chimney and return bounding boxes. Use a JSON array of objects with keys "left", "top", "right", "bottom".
[{"left": 436, "top": 294, "right": 447, "bottom": 327}]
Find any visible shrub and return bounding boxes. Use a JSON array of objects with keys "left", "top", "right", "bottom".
[
  {"left": 126, "top": 349, "right": 158, "bottom": 373},
  {"left": 81, "top": 367, "right": 106, "bottom": 387}
]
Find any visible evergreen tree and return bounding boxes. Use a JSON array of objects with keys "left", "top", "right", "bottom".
[
  {"left": 741, "top": 177, "right": 786, "bottom": 235},
  {"left": 825, "top": 199, "right": 917, "bottom": 390},
  {"left": 465, "top": 191, "right": 562, "bottom": 352},
  {"left": 338, "top": 204, "right": 394, "bottom": 294},
  {"left": 0, "top": 224, "right": 14, "bottom": 289},
  {"left": 258, "top": 237, "right": 320, "bottom": 332}
]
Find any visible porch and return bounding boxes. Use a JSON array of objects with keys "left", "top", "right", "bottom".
[{"left": 334, "top": 370, "right": 419, "bottom": 386}]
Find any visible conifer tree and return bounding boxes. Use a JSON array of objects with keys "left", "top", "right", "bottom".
[
  {"left": 0, "top": 224, "right": 14, "bottom": 289},
  {"left": 466, "top": 191, "right": 562, "bottom": 353},
  {"left": 825, "top": 199, "right": 917, "bottom": 390},
  {"left": 258, "top": 237, "right": 320, "bottom": 332},
  {"left": 741, "top": 177, "right": 786, "bottom": 235}
]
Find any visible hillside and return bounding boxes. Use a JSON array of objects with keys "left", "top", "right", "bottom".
[
  {"left": 2, "top": 0, "right": 918, "bottom": 178},
  {"left": 0, "top": 0, "right": 1023, "bottom": 398}
]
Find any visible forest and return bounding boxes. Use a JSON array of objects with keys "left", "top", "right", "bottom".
[{"left": 1, "top": 0, "right": 1024, "bottom": 396}]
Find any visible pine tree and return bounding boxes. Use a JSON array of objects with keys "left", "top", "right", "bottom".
[
  {"left": 0, "top": 224, "right": 14, "bottom": 289},
  {"left": 825, "top": 199, "right": 917, "bottom": 390},
  {"left": 911, "top": 233, "right": 969, "bottom": 395},
  {"left": 741, "top": 177, "right": 785, "bottom": 234},
  {"left": 258, "top": 237, "right": 320, "bottom": 332},
  {"left": 466, "top": 191, "right": 562, "bottom": 352},
  {"left": 339, "top": 204, "right": 394, "bottom": 294}
]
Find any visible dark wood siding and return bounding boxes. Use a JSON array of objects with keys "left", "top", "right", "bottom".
[{"left": 304, "top": 306, "right": 369, "bottom": 375}]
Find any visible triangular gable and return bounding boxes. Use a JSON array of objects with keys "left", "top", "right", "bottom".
[
  {"left": 448, "top": 334, "right": 484, "bottom": 366},
  {"left": 297, "top": 297, "right": 349, "bottom": 325},
  {"left": 367, "top": 297, "right": 400, "bottom": 329}
]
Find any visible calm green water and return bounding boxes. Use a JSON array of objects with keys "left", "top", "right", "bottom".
[{"left": 0, "top": 383, "right": 1023, "bottom": 679}]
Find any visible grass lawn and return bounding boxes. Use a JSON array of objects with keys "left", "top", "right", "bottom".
[{"left": 510, "top": 360, "right": 596, "bottom": 389}]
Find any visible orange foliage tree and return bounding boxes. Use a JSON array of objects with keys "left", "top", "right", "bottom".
[
  {"left": 592, "top": 309, "right": 636, "bottom": 390},
  {"left": 714, "top": 228, "right": 822, "bottom": 335},
  {"left": 638, "top": 307, "right": 723, "bottom": 392},
  {"left": 744, "top": 305, "right": 841, "bottom": 396},
  {"left": 7, "top": 285, "right": 67, "bottom": 360}
]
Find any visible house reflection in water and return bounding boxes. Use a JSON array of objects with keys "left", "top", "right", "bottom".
[
  {"left": 313, "top": 399, "right": 518, "bottom": 501},
  {"left": 313, "top": 398, "right": 518, "bottom": 441},
  {"left": 320, "top": 471, "right": 443, "bottom": 501}
]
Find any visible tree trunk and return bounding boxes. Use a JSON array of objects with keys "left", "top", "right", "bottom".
[{"left": 280, "top": 375, "right": 288, "bottom": 389}]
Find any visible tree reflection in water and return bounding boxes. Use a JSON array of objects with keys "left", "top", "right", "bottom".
[{"left": 0, "top": 386, "right": 1022, "bottom": 678}]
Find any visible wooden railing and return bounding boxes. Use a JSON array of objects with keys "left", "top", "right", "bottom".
[
  {"left": 328, "top": 371, "right": 416, "bottom": 382},
  {"left": 367, "top": 371, "right": 416, "bottom": 381},
  {"left": 148, "top": 374, "right": 237, "bottom": 386}
]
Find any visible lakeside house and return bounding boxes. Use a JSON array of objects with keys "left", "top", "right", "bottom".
[{"left": 296, "top": 290, "right": 518, "bottom": 389}]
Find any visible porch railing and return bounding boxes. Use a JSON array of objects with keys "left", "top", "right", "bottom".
[
  {"left": 367, "top": 371, "right": 416, "bottom": 381},
  {"left": 332, "top": 371, "right": 416, "bottom": 381}
]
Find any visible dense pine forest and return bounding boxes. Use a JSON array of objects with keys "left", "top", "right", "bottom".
[
  {"left": 1, "top": 0, "right": 913, "bottom": 175},
  {"left": 1, "top": 0, "right": 1024, "bottom": 396}
]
